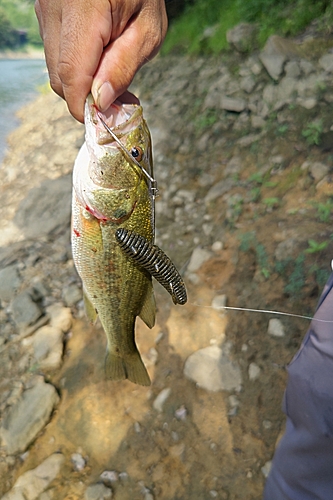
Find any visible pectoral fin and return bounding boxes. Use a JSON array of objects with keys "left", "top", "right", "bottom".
[
  {"left": 83, "top": 287, "right": 98, "bottom": 324},
  {"left": 139, "top": 282, "right": 156, "bottom": 329}
]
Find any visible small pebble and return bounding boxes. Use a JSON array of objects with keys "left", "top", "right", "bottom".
[
  {"left": 71, "top": 453, "right": 86, "bottom": 471},
  {"left": 261, "top": 460, "right": 272, "bottom": 478},
  {"left": 248, "top": 362, "right": 261, "bottom": 381},
  {"left": 228, "top": 395, "right": 239, "bottom": 408},
  {"left": 174, "top": 405, "right": 187, "bottom": 421},
  {"left": 268, "top": 318, "right": 285, "bottom": 337},
  {"left": 263, "top": 420, "right": 272, "bottom": 430},
  {"left": 171, "top": 431, "right": 179, "bottom": 442},
  {"left": 211, "top": 294, "right": 227, "bottom": 311},
  {"left": 100, "top": 470, "right": 118, "bottom": 485},
  {"left": 153, "top": 388, "right": 171, "bottom": 412},
  {"left": 155, "top": 331, "right": 164, "bottom": 343},
  {"left": 212, "top": 241, "right": 223, "bottom": 252},
  {"left": 119, "top": 472, "right": 129, "bottom": 482}
]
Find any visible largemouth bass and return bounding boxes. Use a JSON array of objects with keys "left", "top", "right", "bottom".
[{"left": 72, "top": 94, "right": 186, "bottom": 386}]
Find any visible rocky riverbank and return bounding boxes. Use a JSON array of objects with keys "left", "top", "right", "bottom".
[{"left": 0, "top": 27, "right": 333, "bottom": 499}]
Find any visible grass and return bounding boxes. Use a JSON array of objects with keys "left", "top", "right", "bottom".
[
  {"left": 305, "top": 239, "right": 330, "bottom": 253},
  {"left": 162, "top": 0, "right": 332, "bottom": 56},
  {"left": 283, "top": 254, "right": 306, "bottom": 296},
  {"left": 162, "top": 0, "right": 241, "bottom": 55},
  {"left": 194, "top": 108, "right": 219, "bottom": 132},
  {"left": 238, "top": 232, "right": 271, "bottom": 278},
  {"left": 301, "top": 119, "right": 323, "bottom": 146},
  {"left": 311, "top": 199, "right": 333, "bottom": 222}
]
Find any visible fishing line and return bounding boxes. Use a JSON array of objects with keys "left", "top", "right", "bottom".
[
  {"left": 189, "top": 302, "right": 333, "bottom": 324},
  {"left": 97, "top": 111, "right": 158, "bottom": 197}
]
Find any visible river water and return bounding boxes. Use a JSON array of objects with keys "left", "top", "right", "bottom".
[{"left": 0, "top": 58, "right": 48, "bottom": 164}]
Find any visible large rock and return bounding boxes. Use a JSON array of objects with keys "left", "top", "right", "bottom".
[
  {"left": 11, "top": 290, "right": 43, "bottom": 329},
  {"left": 184, "top": 345, "right": 242, "bottom": 392},
  {"left": 47, "top": 304, "right": 72, "bottom": 333},
  {"left": 205, "top": 178, "right": 235, "bottom": 203},
  {"left": 32, "top": 325, "right": 64, "bottom": 370},
  {"left": 309, "top": 162, "right": 330, "bottom": 182},
  {"left": 0, "top": 265, "right": 21, "bottom": 301},
  {"left": 226, "top": 23, "right": 257, "bottom": 53},
  {"left": 14, "top": 174, "right": 72, "bottom": 238},
  {"left": 220, "top": 97, "right": 246, "bottom": 112},
  {"left": 187, "top": 247, "right": 212, "bottom": 273},
  {"left": 0, "top": 379, "right": 59, "bottom": 454},
  {"left": 84, "top": 484, "right": 112, "bottom": 500},
  {"left": 0, "top": 453, "right": 64, "bottom": 500},
  {"left": 259, "top": 35, "right": 301, "bottom": 80},
  {"left": 319, "top": 53, "right": 333, "bottom": 73}
]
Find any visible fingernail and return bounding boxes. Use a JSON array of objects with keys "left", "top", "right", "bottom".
[{"left": 92, "top": 81, "right": 115, "bottom": 111}]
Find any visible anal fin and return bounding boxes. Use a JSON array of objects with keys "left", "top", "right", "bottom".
[{"left": 139, "top": 282, "right": 156, "bottom": 329}]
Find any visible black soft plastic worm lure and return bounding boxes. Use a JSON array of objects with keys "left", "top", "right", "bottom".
[{"left": 115, "top": 228, "right": 187, "bottom": 305}]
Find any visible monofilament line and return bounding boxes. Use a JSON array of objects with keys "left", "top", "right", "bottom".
[
  {"left": 191, "top": 303, "right": 333, "bottom": 323},
  {"left": 220, "top": 306, "right": 313, "bottom": 320}
]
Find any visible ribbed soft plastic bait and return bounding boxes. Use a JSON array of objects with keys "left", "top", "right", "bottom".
[{"left": 115, "top": 228, "right": 187, "bottom": 305}]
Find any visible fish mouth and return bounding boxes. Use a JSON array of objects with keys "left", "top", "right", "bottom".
[{"left": 86, "top": 92, "right": 143, "bottom": 146}]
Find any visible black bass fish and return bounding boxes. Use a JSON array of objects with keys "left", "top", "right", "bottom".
[{"left": 72, "top": 94, "right": 186, "bottom": 386}]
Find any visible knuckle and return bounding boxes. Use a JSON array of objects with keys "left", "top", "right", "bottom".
[
  {"left": 48, "top": 73, "right": 63, "bottom": 98},
  {"left": 57, "top": 57, "right": 74, "bottom": 84}
]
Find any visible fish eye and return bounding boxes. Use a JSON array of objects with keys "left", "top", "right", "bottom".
[{"left": 131, "top": 146, "right": 143, "bottom": 162}]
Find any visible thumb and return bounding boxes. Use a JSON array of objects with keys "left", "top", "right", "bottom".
[{"left": 91, "top": 7, "right": 167, "bottom": 110}]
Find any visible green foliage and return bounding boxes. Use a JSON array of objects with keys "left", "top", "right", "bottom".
[
  {"left": 255, "top": 242, "right": 270, "bottom": 277},
  {"left": 276, "top": 124, "right": 289, "bottom": 136},
  {"left": 0, "top": 7, "right": 17, "bottom": 48},
  {"left": 162, "top": 0, "right": 241, "bottom": 55},
  {"left": 236, "top": 0, "right": 330, "bottom": 44},
  {"left": 311, "top": 199, "right": 333, "bottom": 222},
  {"left": 247, "top": 173, "right": 278, "bottom": 204},
  {"left": 284, "top": 253, "right": 306, "bottom": 296},
  {"left": 0, "top": 0, "right": 42, "bottom": 47},
  {"left": 226, "top": 194, "right": 244, "bottom": 226},
  {"left": 248, "top": 172, "right": 277, "bottom": 187},
  {"left": 250, "top": 186, "right": 261, "bottom": 202},
  {"left": 305, "top": 239, "right": 329, "bottom": 253},
  {"left": 313, "top": 266, "right": 330, "bottom": 288},
  {"left": 238, "top": 232, "right": 271, "bottom": 278},
  {"left": 194, "top": 108, "right": 219, "bottom": 132},
  {"left": 301, "top": 119, "right": 323, "bottom": 145},
  {"left": 238, "top": 231, "right": 256, "bottom": 252},
  {"left": 263, "top": 197, "right": 280, "bottom": 209},
  {"left": 163, "top": 0, "right": 331, "bottom": 56}
]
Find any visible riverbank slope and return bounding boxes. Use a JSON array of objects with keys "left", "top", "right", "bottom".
[{"left": 0, "top": 31, "right": 333, "bottom": 499}]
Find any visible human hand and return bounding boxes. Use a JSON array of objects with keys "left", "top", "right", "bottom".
[{"left": 35, "top": 0, "right": 168, "bottom": 122}]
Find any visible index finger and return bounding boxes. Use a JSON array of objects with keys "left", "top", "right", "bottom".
[{"left": 57, "top": 1, "right": 112, "bottom": 121}]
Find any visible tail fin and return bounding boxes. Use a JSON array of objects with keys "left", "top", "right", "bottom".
[{"left": 105, "top": 349, "right": 151, "bottom": 386}]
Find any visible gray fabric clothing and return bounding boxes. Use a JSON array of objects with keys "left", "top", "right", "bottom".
[{"left": 264, "top": 272, "right": 333, "bottom": 500}]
